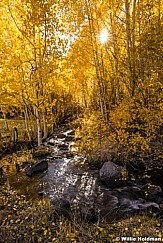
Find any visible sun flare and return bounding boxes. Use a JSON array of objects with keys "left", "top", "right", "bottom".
[{"left": 99, "top": 29, "right": 108, "bottom": 44}]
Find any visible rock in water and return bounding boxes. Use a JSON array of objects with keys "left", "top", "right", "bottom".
[
  {"left": 26, "top": 160, "right": 48, "bottom": 176},
  {"left": 99, "top": 161, "right": 122, "bottom": 186}
]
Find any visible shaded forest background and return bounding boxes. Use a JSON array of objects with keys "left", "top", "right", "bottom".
[{"left": 0, "top": 0, "right": 162, "bottom": 167}]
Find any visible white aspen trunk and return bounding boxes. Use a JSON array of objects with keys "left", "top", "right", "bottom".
[
  {"left": 125, "top": 0, "right": 132, "bottom": 96},
  {"left": 87, "top": 20, "right": 105, "bottom": 119},
  {"left": 131, "top": 0, "right": 137, "bottom": 96},
  {"left": 24, "top": 105, "right": 31, "bottom": 141},
  {"left": 86, "top": 1, "right": 109, "bottom": 121},
  {"left": 43, "top": 110, "right": 48, "bottom": 139},
  {"left": 1, "top": 105, "right": 9, "bottom": 130},
  {"left": 110, "top": 13, "right": 119, "bottom": 104},
  {"left": 35, "top": 90, "right": 42, "bottom": 147},
  {"left": 125, "top": 0, "right": 137, "bottom": 97}
]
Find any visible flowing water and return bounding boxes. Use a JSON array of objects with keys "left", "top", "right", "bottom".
[
  {"left": 6, "top": 126, "right": 102, "bottom": 213},
  {"left": 2, "top": 125, "right": 163, "bottom": 220}
]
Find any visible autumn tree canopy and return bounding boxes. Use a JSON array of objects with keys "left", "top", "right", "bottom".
[{"left": 0, "top": 0, "right": 162, "bottom": 152}]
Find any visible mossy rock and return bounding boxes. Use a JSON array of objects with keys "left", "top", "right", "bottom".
[{"left": 32, "top": 148, "right": 51, "bottom": 159}]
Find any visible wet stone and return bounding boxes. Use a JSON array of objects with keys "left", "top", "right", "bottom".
[
  {"left": 65, "top": 136, "right": 74, "bottom": 142},
  {"left": 99, "top": 161, "right": 122, "bottom": 187},
  {"left": 66, "top": 153, "right": 74, "bottom": 159},
  {"left": 26, "top": 160, "right": 48, "bottom": 176},
  {"left": 38, "top": 191, "right": 44, "bottom": 196},
  {"left": 56, "top": 134, "right": 66, "bottom": 139},
  {"left": 58, "top": 144, "right": 69, "bottom": 151},
  {"left": 47, "top": 141, "right": 55, "bottom": 146}
]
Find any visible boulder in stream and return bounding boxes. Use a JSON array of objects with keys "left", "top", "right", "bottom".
[
  {"left": 99, "top": 161, "right": 122, "bottom": 186},
  {"left": 26, "top": 160, "right": 48, "bottom": 176},
  {"left": 56, "top": 133, "right": 66, "bottom": 139},
  {"left": 65, "top": 136, "right": 74, "bottom": 142},
  {"left": 58, "top": 144, "right": 69, "bottom": 150},
  {"left": 95, "top": 189, "right": 160, "bottom": 220}
]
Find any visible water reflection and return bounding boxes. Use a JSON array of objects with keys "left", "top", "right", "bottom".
[{"left": 6, "top": 128, "right": 100, "bottom": 209}]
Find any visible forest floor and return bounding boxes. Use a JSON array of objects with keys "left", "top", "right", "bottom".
[{"left": 0, "top": 118, "right": 26, "bottom": 139}]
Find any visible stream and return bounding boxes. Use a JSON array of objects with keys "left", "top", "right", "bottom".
[{"left": 2, "top": 125, "right": 163, "bottom": 221}]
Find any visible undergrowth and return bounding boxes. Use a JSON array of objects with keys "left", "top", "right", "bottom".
[{"left": 74, "top": 99, "right": 163, "bottom": 169}]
